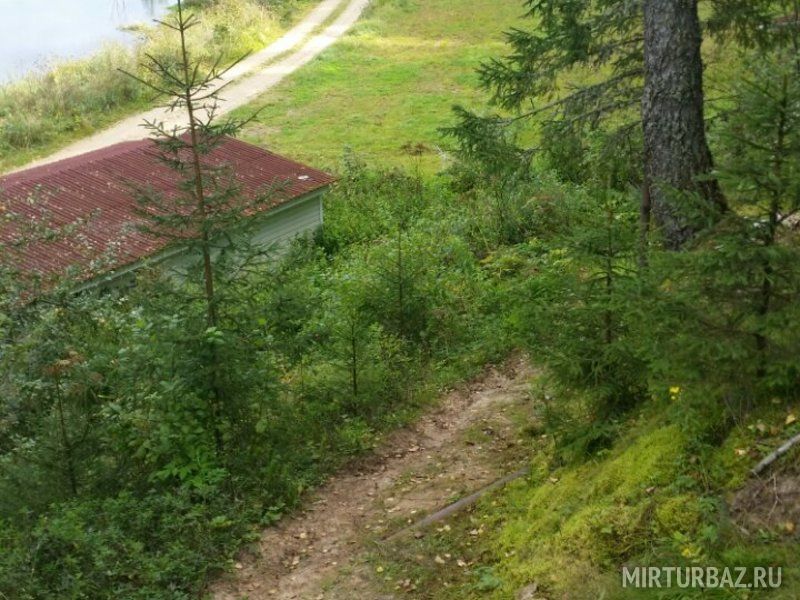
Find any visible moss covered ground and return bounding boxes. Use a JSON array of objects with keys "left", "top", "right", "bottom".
[{"left": 373, "top": 388, "right": 800, "bottom": 599}]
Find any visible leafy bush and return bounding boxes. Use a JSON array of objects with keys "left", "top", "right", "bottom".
[
  {"left": 0, "top": 160, "right": 517, "bottom": 597},
  {"left": 0, "top": 491, "right": 254, "bottom": 599}
]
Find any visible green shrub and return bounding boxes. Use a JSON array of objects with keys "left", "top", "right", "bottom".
[
  {"left": 0, "top": 490, "right": 253, "bottom": 599},
  {"left": 0, "top": 162, "right": 519, "bottom": 596}
]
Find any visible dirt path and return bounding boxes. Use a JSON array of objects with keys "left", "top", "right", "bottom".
[
  {"left": 11, "top": 0, "right": 370, "bottom": 173},
  {"left": 212, "top": 356, "right": 536, "bottom": 600}
]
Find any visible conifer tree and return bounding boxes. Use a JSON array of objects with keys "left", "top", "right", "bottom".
[
  {"left": 121, "top": 0, "right": 278, "bottom": 458},
  {"left": 122, "top": 0, "right": 250, "bottom": 328},
  {"left": 450, "top": 0, "right": 792, "bottom": 248}
]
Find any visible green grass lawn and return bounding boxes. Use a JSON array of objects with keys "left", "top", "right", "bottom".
[{"left": 237, "top": 0, "right": 525, "bottom": 174}]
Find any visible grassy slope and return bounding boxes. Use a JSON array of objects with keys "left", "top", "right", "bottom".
[{"left": 237, "top": 0, "right": 525, "bottom": 174}]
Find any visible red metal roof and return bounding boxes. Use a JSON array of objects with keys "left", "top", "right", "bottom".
[{"left": 0, "top": 137, "right": 334, "bottom": 283}]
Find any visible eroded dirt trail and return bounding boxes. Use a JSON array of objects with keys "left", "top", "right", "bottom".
[{"left": 213, "top": 356, "right": 535, "bottom": 600}]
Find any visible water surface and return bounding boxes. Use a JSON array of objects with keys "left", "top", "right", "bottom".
[{"left": 0, "top": 0, "right": 173, "bottom": 82}]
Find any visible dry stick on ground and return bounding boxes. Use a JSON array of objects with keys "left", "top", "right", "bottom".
[
  {"left": 383, "top": 466, "right": 529, "bottom": 543},
  {"left": 752, "top": 432, "right": 800, "bottom": 476}
]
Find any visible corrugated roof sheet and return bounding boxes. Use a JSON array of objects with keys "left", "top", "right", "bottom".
[{"left": 0, "top": 137, "right": 334, "bottom": 283}]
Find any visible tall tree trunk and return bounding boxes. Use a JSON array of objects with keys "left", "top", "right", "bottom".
[{"left": 642, "top": 0, "right": 726, "bottom": 249}]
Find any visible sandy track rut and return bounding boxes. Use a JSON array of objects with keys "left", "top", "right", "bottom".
[
  {"left": 213, "top": 356, "right": 535, "bottom": 600},
  {"left": 11, "top": 0, "right": 370, "bottom": 174}
]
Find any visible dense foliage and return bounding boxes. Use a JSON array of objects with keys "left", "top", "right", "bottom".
[
  {"left": 374, "top": 31, "right": 800, "bottom": 597},
  {"left": 369, "top": 2, "right": 800, "bottom": 596},
  {"left": 1, "top": 0, "right": 799, "bottom": 597},
  {"left": 0, "top": 156, "right": 522, "bottom": 597}
]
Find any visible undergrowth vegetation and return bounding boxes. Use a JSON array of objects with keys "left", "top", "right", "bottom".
[
  {"left": 378, "top": 397, "right": 799, "bottom": 599},
  {"left": 370, "top": 5, "right": 800, "bottom": 597},
  {"left": 1, "top": 0, "right": 800, "bottom": 597},
  {"left": 0, "top": 157, "right": 522, "bottom": 598}
]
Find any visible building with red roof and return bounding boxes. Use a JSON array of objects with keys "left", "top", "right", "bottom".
[{"left": 0, "top": 137, "right": 334, "bottom": 289}]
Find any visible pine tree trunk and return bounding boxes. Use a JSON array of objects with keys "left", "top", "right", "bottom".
[{"left": 642, "top": 0, "right": 725, "bottom": 249}]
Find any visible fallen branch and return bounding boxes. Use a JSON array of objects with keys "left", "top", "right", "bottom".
[
  {"left": 751, "top": 432, "right": 800, "bottom": 476},
  {"left": 383, "top": 466, "right": 529, "bottom": 542}
]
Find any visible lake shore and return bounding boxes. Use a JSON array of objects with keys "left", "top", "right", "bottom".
[
  {"left": 0, "top": 0, "right": 312, "bottom": 172},
  {"left": 0, "top": 0, "right": 173, "bottom": 83}
]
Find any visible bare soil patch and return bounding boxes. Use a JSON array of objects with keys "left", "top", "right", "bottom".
[{"left": 731, "top": 468, "right": 800, "bottom": 538}]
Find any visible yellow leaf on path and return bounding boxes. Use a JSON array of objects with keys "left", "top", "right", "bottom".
[
  {"left": 786, "top": 413, "right": 797, "bottom": 426},
  {"left": 735, "top": 448, "right": 748, "bottom": 456}
]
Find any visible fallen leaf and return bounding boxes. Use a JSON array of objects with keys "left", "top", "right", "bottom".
[
  {"left": 785, "top": 521, "right": 796, "bottom": 534},
  {"left": 735, "top": 448, "right": 748, "bottom": 456},
  {"left": 786, "top": 414, "right": 797, "bottom": 426},
  {"left": 434, "top": 555, "right": 446, "bottom": 564}
]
